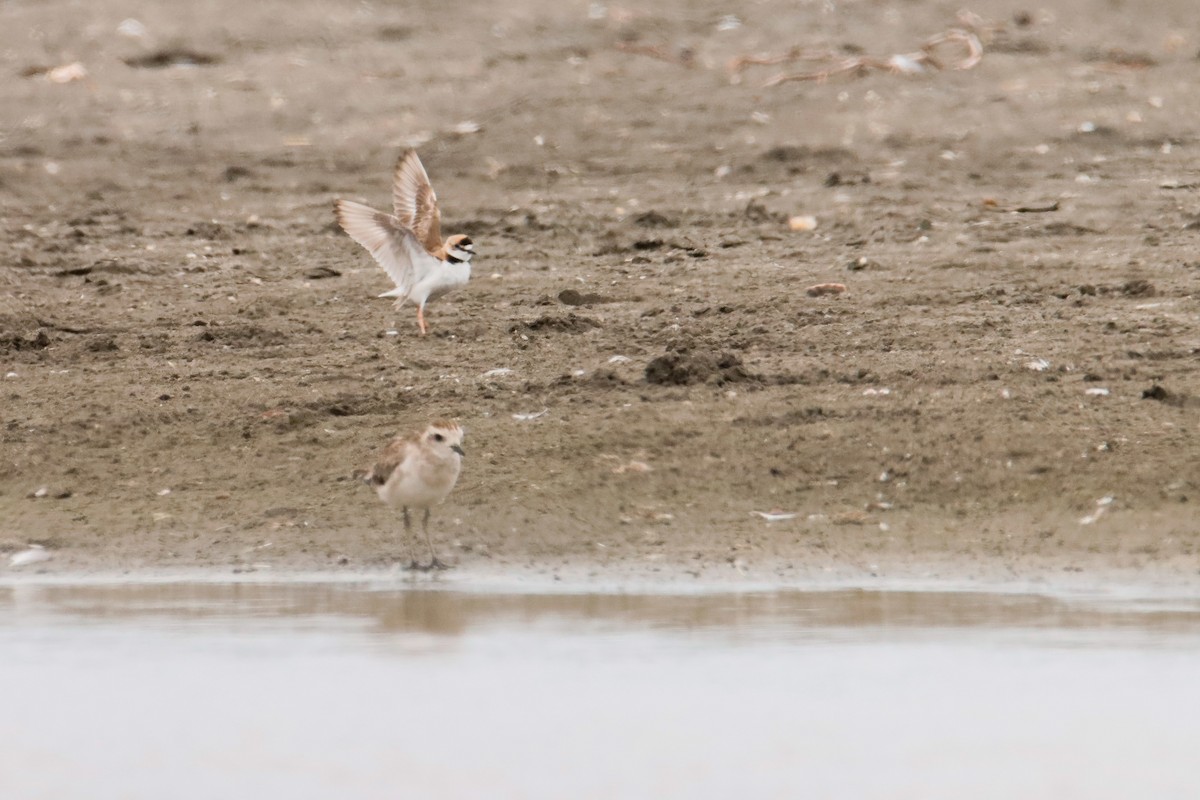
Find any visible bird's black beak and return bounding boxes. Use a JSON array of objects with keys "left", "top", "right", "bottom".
[{"left": 451, "top": 444, "right": 465, "bottom": 457}]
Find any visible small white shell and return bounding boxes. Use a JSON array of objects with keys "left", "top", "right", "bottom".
[
  {"left": 47, "top": 62, "right": 87, "bottom": 83},
  {"left": 117, "top": 18, "right": 147, "bottom": 38},
  {"left": 751, "top": 511, "right": 798, "bottom": 522},
  {"left": 887, "top": 54, "right": 926, "bottom": 75},
  {"left": 1079, "top": 496, "right": 1115, "bottom": 525},
  {"left": 10, "top": 546, "right": 51, "bottom": 568}
]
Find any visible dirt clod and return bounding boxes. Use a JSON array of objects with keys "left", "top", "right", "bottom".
[
  {"left": 1121, "top": 279, "right": 1155, "bottom": 297},
  {"left": 633, "top": 211, "right": 676, "bottom": 228},
  {"left": 516, "top": 314, "right": 600, "bottom": 333},
  {"left": 0, "top": 330, "right": 51, "bottom": 352},
  {"left": 645, "top": 350, "right": 752, "bottom": 386},
  {"left": 1142, "top": 385, "right": 1169, "bottom": 401},
  {"left": 123, "top": 48, "right": 221, "bottom": 69},
  {"left": 558, "top": 289, "right": 612, "bottom": 306}
]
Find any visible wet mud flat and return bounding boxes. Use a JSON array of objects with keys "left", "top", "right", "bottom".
[
  {"left": 4, "top": 576, "right": 1200, "bottom": 798},
  {"left": 4, "top": 1, "right": 1200, "bottom": 579}
]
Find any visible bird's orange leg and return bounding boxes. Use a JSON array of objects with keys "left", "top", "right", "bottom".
[{"left": 417, "top": 306, "right": 428, "bottom": 335}]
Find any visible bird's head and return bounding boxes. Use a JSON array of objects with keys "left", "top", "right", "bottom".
[
  {"left": 425, "top": 420, "right": 465, "bottom": 457},
  {"left": 444, "top": 234, "right": 474, "bottom": 264}
]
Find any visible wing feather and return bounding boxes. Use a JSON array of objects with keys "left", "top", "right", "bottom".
[
  {"left": 412, "top": 183, "right": 443, "bottom": 253},
  {"left": 334, "top": 199, "right": 439, "bottom": 299},
  {"left": 370, "top": 434, "right": 417, "bottom": 486},
  {"left": 392, "top": 150, "right": 442, "bottom": 253}
]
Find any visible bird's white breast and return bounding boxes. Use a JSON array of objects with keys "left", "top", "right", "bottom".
[
  {"left": 422, "top": 261, "right": 471, "bottom": 302},
  {"left": 378, "top": 453, "right": 461, "bottom": 509}
]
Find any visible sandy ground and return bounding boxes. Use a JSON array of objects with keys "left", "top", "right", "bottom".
[{"left": 2, "top": 0, "right": 1200, "bottom": 583}]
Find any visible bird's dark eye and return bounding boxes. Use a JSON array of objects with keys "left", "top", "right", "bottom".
[
  {"left": 432, "top": 433, "right": 444, "bottom": 442},
  {"left": 460, "top": 237, "right": 472, "bottom": 247}
]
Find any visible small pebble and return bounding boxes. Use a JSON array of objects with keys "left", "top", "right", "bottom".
[{"left": 788, "top": 215, "right": 818, "bottom": 232}]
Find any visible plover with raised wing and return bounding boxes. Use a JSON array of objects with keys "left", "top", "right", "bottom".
[{"left": 335, "top": 150, "right": 474, "bottom": 335}]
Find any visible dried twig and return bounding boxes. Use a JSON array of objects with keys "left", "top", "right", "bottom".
[
  {"left": 923, "top": 28, "right": 984, "bottom": 70},
  {"left": 611, "top": 9, "right": 1001, "bottom": 85},
  {"left": 955, "top": 9, "right": 1007, "bottom": 39},
  {"left": 727, "top": 47, "right": 838, "bottom": 75},
  {"left": 736, "top": 10, "right": 1000, "bottom": 87},
  {"left": 763, "top": 56, "right": 912, "bottom": 86}
]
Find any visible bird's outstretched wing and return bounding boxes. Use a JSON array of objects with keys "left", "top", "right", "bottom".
[
  {"left": 334, "top": 199, "right": 439, "bottom": 298},
  {"left": 392, "top": 149, "right": 443, "bottom": 254}
]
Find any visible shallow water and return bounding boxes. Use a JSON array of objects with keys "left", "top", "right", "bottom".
[{"left": 3, "top": 579, "right": 1199, "bottom": 799}]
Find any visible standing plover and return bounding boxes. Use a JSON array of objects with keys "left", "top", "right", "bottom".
[
  {"left": 366, "top": 420, "right": 464, "bottom": 570},
  {"left": 335, "top": 150, "right": 474, "bottom": 335}
]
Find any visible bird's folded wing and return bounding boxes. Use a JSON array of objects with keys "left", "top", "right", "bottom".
[
  {"left": 392, "top": 149, "right": 443, "bottom": 253},
  {"left": 370, "top": 434, "right": 417, "bottom": 486},
  {"left": 335, "top": 200, "right": 436, "bottom": 296}
]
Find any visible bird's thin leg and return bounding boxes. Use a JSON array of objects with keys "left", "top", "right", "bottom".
[
  {"left": 402, "top": 506, "right": 419, "bottom": 570},
  {"left": 422, "top": 508, "right": 448, "bottom": 570},
  {"left": 417, "top": 306, "right": 427, "bottom": 336}
]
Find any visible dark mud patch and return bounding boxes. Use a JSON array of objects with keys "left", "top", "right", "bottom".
[
  {"left": 645, "top": 349, "right": 754, "bottom": 386},
  {"left": 515, "top": 314, "right": 601, "bottom": 334},
  {"left": 558, "top": 289, "right": 621, "bottom": 306},
  {"left": 55, "top": 258, "right": 145, "bottom": 278},
  {"left": 196, "top": 324, "right": 290, "bottom": 347},
  {"left": 123, "top": 48, "right": 222, "bottom": 69},
  {"left": 186, "top": 222, "right": 232, "bottom": 239},
  {"left": 632, "top": 211, "right": 678, "bottom": 229},
  {"left": 0, "top": 330, "right": 51, "bottom": 352},
  {"left": 1140, "top": 384, "right": 1194, "bottom": 407}
]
